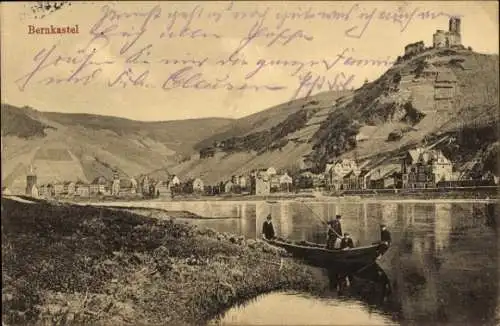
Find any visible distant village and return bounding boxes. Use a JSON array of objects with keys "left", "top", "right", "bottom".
[{"left": 18, "top": 145, "right": 497, "bottom": 200}]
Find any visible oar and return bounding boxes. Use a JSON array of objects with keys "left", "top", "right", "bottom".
[
  {"left": 300, "top": 201, "right": 342, "bottom": 238},
  {"left": 300, "top": 201, "right": 328, "bottom": 225}
]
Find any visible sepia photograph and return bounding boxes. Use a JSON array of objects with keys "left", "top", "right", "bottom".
[{"left": 1, "top": 1, "right": 499, "bottom": 325}]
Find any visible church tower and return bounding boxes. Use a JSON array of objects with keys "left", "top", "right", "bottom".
[{"left": 26, "top": 165, "right": 37, "bottom": 195}]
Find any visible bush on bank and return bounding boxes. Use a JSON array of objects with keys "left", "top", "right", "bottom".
[{"left": 1, "top": 198, "right": 329, "bottom": 325}]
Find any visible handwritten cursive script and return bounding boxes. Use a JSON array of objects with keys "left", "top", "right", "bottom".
[{"left": 14, "top": 2, "right": 461, "bottom": 100}]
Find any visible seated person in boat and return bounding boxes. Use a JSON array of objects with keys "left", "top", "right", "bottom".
[
  {"left": 262, "top": 214, "right": 276, "bottom": 240},
  {"left": 326, "top": 215, "right": 342, "bottom": 249},
  {"left": 340, "top": 232, "right": 354, "bottom": 250},
  {"left": 380, "top": 224, "right": 391, "bottom": 247}
]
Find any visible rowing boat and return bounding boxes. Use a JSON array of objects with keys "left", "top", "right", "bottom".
[{"left": 264, "top": 238, "right": 388, "bottom": 269}]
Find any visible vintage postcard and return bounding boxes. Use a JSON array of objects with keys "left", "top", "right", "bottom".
[{"left": 1, "top": 1, "right": 498, "bottom": 325}]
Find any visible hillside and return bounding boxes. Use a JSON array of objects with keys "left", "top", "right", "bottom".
[
  {"left": 173, "top": 90, "right": 355, "bottom": 184},
  {"left": 180, "top": 48, "right": 498, "bottom": 184},
  {"left": 194, "top": 90, "right": 352, "bottom": 150},
  {"left": 1, "top": 104, "right": 233, "bottom": 192},
  {"left": 310, "top": 48, "right": 499, "bottom": 172}
]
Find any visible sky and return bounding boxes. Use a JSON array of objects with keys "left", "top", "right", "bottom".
[{"left": 1, "top": 1, "right": 498, "bottom": 121}]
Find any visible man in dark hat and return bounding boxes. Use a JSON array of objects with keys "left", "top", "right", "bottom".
[
  {"left": 340, "top": 232, "right": 354, "bottom": 249},
  {"left": 380, "top": 224, "right": 391, "bottom": 247},
  {"left": 333, "top": 215, "right": 343, "bottom": 237},
  {"left": 326, "top": 215, "right": 342, "bottom": 249},
  {"left": 262, "top": 214, "right": 276, "bottom": 240}
]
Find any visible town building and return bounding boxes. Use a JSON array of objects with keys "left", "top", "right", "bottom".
[
  {"left": 312, "top": 173, "right": 326, "bottom": 189},
  {"left": 118, "top": 179, "right": 136, "bottom": 195},
  {"left": 130, "top": 178, "right": 138, "bottom": 193},
  {"left": 342, "top": 171, "right": 356, "bottom": 190},
  {"left": 266, "top": 167, "right": 277, "bottom": 176},
  {"left": 238, "top": 175, "right": 249, "bottom": 190},
  {"left": 369, "top": 164, "right": 401, "bottom": 189},
  {"left": 224, "top": 180, "right": 234, "bottom": 193},
  {"left": 54, "top": 183, "right": 65, "bottom": 196},
  {"left": 231, "top": 175, "right": 239, "bottom": 185},
  {"left": 325, "top": 159, "right": 359, "bottom": 190},
  {"left": 402, "top": 148, "right": 453, "bottom": 188},
  {"left": 38, "top": 184, "right": 46, "bottom": 197},
  {"left": 432, "top": 17, "right": 461, "bottom": 48},
  {"left": 25, "top": 167, "right": 37, "bottom": 196},
  {"left": 155, "top": 181, "right": 171, "bottom": 198},
  {"left": 270, "top": 174, "right": 281, "bottom": 192},
  {"left": 111, "top": 178, "right": 120, "bottom": 196},
  {"left": 357, "top": 170, "right": 371, "bottom": 190},
  {"left": 75, "top": 182, "right": 90, "bottom": 197},
  {"left": 90, "top": 176, "right": 108, "bottom": 195},
  {"left": 193, "top": 178, "right": 204, "bottom": 193},
  {"left": 41, "top": 184, "right": 54, "bottom": 197},
  {"left": 140, "top": 176, "right": 154, "bottom": 196},
  {"left": 29, "top": 184, "right": 39, "bottom": 198},
  {"left": 170, "top": 175, "right": 181, "bottom": 186},
  {"left": 63, "top": 181, "right": 76, "bottom": 196},
  {"left": 250, "top": 174, "right": 270, "bottom": 195},
  {"left": 279, "top": 173, "right": 293, "bottom": 192}
]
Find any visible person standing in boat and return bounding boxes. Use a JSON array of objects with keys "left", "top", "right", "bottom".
[
  {"left": 340, "top": 232, "right": 354, "bottom": 250},
  {"left": 262, "top": 214, "right": 276, "bottom": 240},
  {"left": 380, "top": 224, "right": 391, "bottom": 246},
  {"left": 379, "top": 224, "right": 391, "bottom": 254},
  {"left": 326, "top": 221, "right": 336, "bottom": 249},
  {"left": 326, "top": 215, "right": 342, "bottom": 249}
]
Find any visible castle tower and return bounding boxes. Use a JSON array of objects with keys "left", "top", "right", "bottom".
[
  {"left": 449, "top": 17, "right": 461, "bottom": 34},
  {"left": 26, "top": 165, "right": 37, "bottom": 195}
]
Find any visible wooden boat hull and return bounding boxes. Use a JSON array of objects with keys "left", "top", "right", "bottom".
[{"left": 265, "top": 239, "right": 386, "bottom": 270}]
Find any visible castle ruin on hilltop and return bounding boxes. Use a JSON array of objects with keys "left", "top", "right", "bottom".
[
  {"left": 404, "top": 17, "right": 462, "bottom": 57},
  {"left": 433, "top": 17, "right": 461, "bottom": 48}
]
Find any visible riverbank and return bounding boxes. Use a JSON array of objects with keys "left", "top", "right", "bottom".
[
  {"left": 48, "top": 187, "right": 498, "bottom": 205},
  {"left": 1, "top": 197, "right": 330, "bottom": 325}
]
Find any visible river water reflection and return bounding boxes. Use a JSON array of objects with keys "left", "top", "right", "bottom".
[
  {"left": 210, "top": 291, "right": 397, "bottom": 326},
  {"left": 101, "top": 199, "right": 499, "bottom": 325}
]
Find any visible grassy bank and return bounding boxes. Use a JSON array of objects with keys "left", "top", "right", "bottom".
[{"left": 1, "top": 197, "right": 330, "bottom": 325}]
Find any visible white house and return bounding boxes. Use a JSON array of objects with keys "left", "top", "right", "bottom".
[
  {"left": 111, "top": 178, "right": 120, "bottom": 196},
  {"left": 27, "top": 184, "right": 39, "bottom": 198},
  {"left": 238, "top": 175, "right": 248, "bottom": 189},
  {"left": 170, "top": 175, "right": 181, "bottom": 186},
  {"left": 266, "top": 167, "right": 277, "bottom": 176},
  {"left": 279, "top": 173, "right": 293, "bottom": 192},
  {"left": 224, "top": 180, "right": 234, "bottom": 193},
  {"left": 193, "top": 178, "right": 204, "bottom": 192},
  {"left": 63, "top": 182, "right": 76, "bottom": 196},
  {"left": 255, "top": 177, "right": 270, "bottom": 195},
  {"left": 130, "top": 178, "right": 138, "bottom": 193}
]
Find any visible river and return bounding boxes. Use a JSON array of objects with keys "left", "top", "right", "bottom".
[{"left": 97, "top": 199, "right": 499, "bottom": 325}]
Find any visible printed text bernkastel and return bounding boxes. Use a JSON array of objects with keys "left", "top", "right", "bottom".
[{"left": 28, "top": 25, "right": 79, "bottom": 35}]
